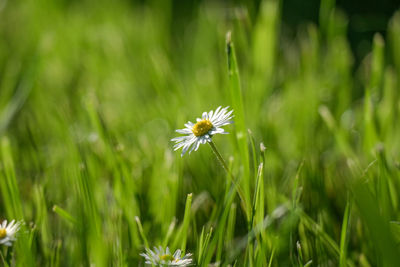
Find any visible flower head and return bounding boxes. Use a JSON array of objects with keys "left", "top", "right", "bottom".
[
  {"left": 0, "top": 220, "right": 23, "bottom": 246},
  {"left": 140, "top": 246, "right": 193, "bottom": 266},
  {"left": 171, "top": 106, "right": 233, "bottom": 156}
]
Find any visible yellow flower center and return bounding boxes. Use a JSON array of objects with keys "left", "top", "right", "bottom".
[
  {"left": 0, "top": 228, "right": 6, "bottom": 239},
  {"left": 192, "top": 119, "right": 213, "bottom": 137},
  {"left": 160, "top": 254, "right": 174, "bottom": 261}
]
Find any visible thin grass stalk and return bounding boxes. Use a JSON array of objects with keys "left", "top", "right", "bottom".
[
  {"left": 208, "top": 140, "right": 247, "bottom": 211},
  {"left": 339, "top": 199, "right": 351, "bottom": 267}
]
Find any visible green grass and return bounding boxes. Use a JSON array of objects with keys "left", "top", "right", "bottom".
[{"left": 1, "top": 0, "right": 400, "bottom": 266}]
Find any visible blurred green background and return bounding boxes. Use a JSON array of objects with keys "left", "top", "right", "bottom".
[{"left": 1, "top": 0, "right": 400, "bottom": 266}]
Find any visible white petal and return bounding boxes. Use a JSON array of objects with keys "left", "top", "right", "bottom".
[
  {"left": 184, "top": 121, "right": 194, "bottom": 128},
  {"left": 209, "top": 128, "right": 225, "bottom": 135},
  {"left": 173, "top": 249, "right": 182, "bottom": 258},
  {"left": 181, "top": 144, "right": 191, "bottom": 156},
  {"left": 176, "top": 128, "right": 192, "bottom": 134},
  {"left": 172, "top": 136, "right": 187, "bottom": 144},
  {"left": 193, "top": 140, "right": 201, "bottom": 151},
  {"left": 199, "top": 136, "right": 208, "bottom": 144},
  {"left": 213, "top": 106, "right": 222, "bottom": 118},
  {"left": 208, "top": 110, "right": 213, "bottom": 119}
]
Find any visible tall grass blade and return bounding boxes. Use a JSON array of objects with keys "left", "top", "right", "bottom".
[
  {"left": 339, "top": 199, "right": 351, "bottom": 267},
  {"left": 352, "top": 181, "right": 400, "bottom": 266},
  {"left": 226, "top": 32, "right": 251, "bottom": 215}
]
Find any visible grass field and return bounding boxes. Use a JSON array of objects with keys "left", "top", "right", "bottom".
[{"left": 1, "top": 0, "right": 400, "bottom": 266}]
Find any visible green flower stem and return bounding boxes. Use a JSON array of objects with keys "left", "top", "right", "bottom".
[{"left": 208, "top": 140, "right": 246, "bottom": 207}]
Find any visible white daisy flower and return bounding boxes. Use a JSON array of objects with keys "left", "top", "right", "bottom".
[
  {"left": 140, "top": 246, "right": 193, "bottom": 266},
  {"left": 171, "top": 106, "right": 234, "bottom": 156},
  {"left": 0, "top": 219, "right": 23, "bottom": 246}
]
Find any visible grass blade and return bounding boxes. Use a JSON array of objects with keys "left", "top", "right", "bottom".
[
  {"left": 339, "top": 199, "right": 351, "bottom": 267},
  {"left": 226, "top": 31, "right": 251, "bottom": 216}
]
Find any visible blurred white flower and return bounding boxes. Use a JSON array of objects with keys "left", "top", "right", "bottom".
[
  {"left": 171, "top": 106, "right": 233, "bottom": 156},
  {"left": 140, "top": 246, "right": 193, "bottom": 266},
  {"left": 0, "top": 220, "right": 23, "bottom": 246}
]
